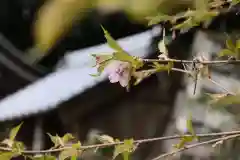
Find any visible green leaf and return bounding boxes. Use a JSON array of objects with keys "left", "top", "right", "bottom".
[
  {"left": 173, "top": 18, "right": 198, "bottom": 30},
  {"left": 91, "top": 54, "right": 113, "bottom": 66},
  {"left": 167, "top": 61, "right": 173, "bottom": 74},
  {"left": 62, "top": 133, "right": 74, "bottom": 144},
  {"left": 2, "top": 139, "right": 13, "bottom": 148},
  {"left": 31, "top": 155, "right": 56, "bottom": 160},
  {"left": 218, "top": 49, "right": 236, "bottom": 57},
  {"left": 47, "top": 133, "right": 57, "bottom": 146},
  {"left": 100, "top": 27, "right": 144, "bottom": 69},
  {"left": 59, "top": 148, "right": 79, "bottom": 160},
  {"left": 72, "top": 141, "right": 81, "bottom": 149},
  {"left": 89, "top": 73, "right": 101, "bottom": 77},
  {"left": 97, "top": 60, "right": 111, "bottom": 74},
  {"left": 122, "top": 151, "right": 130, "bottom": 160},
  {"left": 174, "top": 136, "right": 195, "bottom": 149},
  {"left": 226, "top": 38, "right": 235, "bottom": 51},
  {"left": 71, "top": 156, "right": 77, "bottom": 160},
  {"left": 101, "top": 26, "right": 126, "bottom": 53},
  {"left": 44, "top": 155, "right": 57, "bottom": 160},
  {"left": 133, "top": 69, "right": 156, "bottom": 86},
  {"left": 152, "top": 62, "right": 172, "bottom": 73},
  {"left": 158, "top": 38, "right": 168, "bottom": 55},
  {"left": 187, "top": 114, "right": 195, "bottom": 136},
  {"left": 98, "top": 135, "right": 115, "bottom": 144},
  {"left": 194, "top": 0, "right": 209, "bottom": 10},
  {"left": 236, "top": 39, "right": 240, "bottom": 49},
  {"left": 113, "top": 52, "right": 143, "bottom": 69},
  {"left": 0, "top": 152, "right": 14, "bottom": 160},
  {"left": 146, "top": 14, "right": 172, "bottom": 26},
  {"left": 91, "top": 54, "right": 113, "bottom": 75},
  {"left": 12, "top": 141, "right": 25, "bottom": 154},
  {"left": 47, "top": 133, "right": 63, "bottom": 147},
  {"left": 113, "top": 139, "right": 135, "bottom": 159},
  {"left": 113, "top": 52, "right": 134, "bottom": 63},
  {"left": 9, "top": 123, "right": 23, "bottom": 141}
]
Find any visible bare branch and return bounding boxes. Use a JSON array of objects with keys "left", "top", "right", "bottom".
[
  {"left": 151, "top": 134, "right": 240, "bottom": 160},
  {"left": 0, "top": 130, "right": 240, "bottom": 154},
  {"left": 143, "top": 58, "right": 240, "bottom": 65}
]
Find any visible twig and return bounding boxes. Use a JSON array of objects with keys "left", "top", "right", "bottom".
[
  {"left": 142, "top": 58, "right": 240, "bottom": 65},
  {"left": 208, "top": 78, "right": 236, "bottom": 95},
  {"left": 1, "top": 130, "right": 240, "bottom": 154},
  {"left": 151, "top": 134, "right": 240, "bottom": 160},
  {"left": 171, "top": 68, "right": 191, "bottom": 74}
]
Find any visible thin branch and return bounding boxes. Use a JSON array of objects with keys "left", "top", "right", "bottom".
[
  {"left": 208, "top": 78, "right": 236, "bottom": 95},
  {"left": 142, "top": 58, "right": 240, "bottom": 65},
  {"left": 151, "top": 134, "right": 240, "bottom": 160},
  {"left": 171, "top": 68, "right": 191, "bottom": 74},
  {"left": 1, "top": 130, "right": 240, "bottom": 154}
]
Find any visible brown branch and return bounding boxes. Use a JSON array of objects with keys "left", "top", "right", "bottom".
[
  {"left": 142, "top": 58, "right": 240, "bottom": 65},
  {"left": 208, "top": 78, "right": 236, "bottom": 95},
  {"left": 151, "top": 134, "right": 240, "bottom": 160},
  {"left": 1, "top": 130, "right": 240, "bottom": 154}
]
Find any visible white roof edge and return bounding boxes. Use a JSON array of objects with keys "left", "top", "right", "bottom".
[{"left": 0, "top": 29, "right": 155, "bottom": 121}]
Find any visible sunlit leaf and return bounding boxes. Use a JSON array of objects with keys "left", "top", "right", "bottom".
[
  {"left": 226, "top": 38, "right": 235, "bottom": 51},
  {"left": 34, "top": 0, "right": 91, "bottom": 53},
  {"left": 187, "top": 114, "right": 195, "bottom": 136},
  {"left": 194, "top": 0, "right": 209, "bottom": 10},
  {"left": 112, "top": 52, "right": 134, "bottom": 63},
  {"left": 158, "top": 28, "right": 168, "bottom": 56},
  {"left": 12, "top": 141, "right": 25, "bottom": 154},
  {"left": 9, "top": 123, "right": 23, "bottom": 141},
  {"left": 91, "top": 54, "right": 113, "bottom": 75},
  {"left": 174, "top": 135, "right": 195, "bottom": 149},
  {"left": 113, "top": 139, "right": 135, "bottom": 159},
  {"left": 100, "top": 28, "right": 143, "bottom": 69},
  {"left": 97, "top": 60, "right": 112, "bottom": 74},
  {"left": 91, "top": 54, "right": 113, "bottom": 67},
  {"left": 72, "top": 141, "right": 81, "bottom": 149},
  {"left": 133, "top": 69, "right": 156, "bottom": 85},
  {"left": 101, "top": 26, "right": 126, "bottom": 53},
  {"left": 47, "top": 133, "right": 63, "bottom": 148},
  {"left": 146, "top": 14, "right": 172, "bottom": 26},
  {"left": 218, "top": 49, "right": 236, "bottom": 57},
  {"left": 59, "top": 148, "right": 79, "bottom": 160},
  {"left": 167, "top": 61, "right": 173, "bottom": 74},
  {"left": 0, "top": 152, "right": 14, "bottom": 160},
  {"left": 173, "top": 18, "right": 198, "bottom": 30},
  {"left": 122, "top": 151, "right": 130, "bottom": 160},
  {"left": 89, "top": 73, "right": 101, "bottom": 77},
  {"left": 2, "top": 139, "right": 13, "bottom": 148},
  {"left": 236, "top": 39, "right": 240, "bottom": 49},
  {"left": 98, "top": 135, "right": 115, "bottom": 144},
  {"left": 71, "top": 156, "right": 77, "bottom": 160},
  {"left": 62, "top": 133, "right": 74, "bottom": 144},
  {"left": 152, "top": 61, "right": 173, "bottom": 73},
  {"left": 113, "top": 52, "right": 143, "bottom": 69},
  {"left": 31, "top": 155, "right": 56, "bottom": 160},
  {"left": 158, "top": 39, "right": 168, "bottom": 56}
]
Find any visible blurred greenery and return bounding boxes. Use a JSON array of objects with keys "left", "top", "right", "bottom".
[{"left": 30, "top": 0, "right": 196, "bottom": 61}]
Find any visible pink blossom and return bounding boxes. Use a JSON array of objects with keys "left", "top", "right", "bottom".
[{"left": 104, "top": 60, "right": 131, "bottom": 87}]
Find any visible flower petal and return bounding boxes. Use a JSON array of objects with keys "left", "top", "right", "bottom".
[{"left": 108, "top": 73, "right": 120, "bottom": 83}]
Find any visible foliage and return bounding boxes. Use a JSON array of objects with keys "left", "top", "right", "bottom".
[{"left": 2, "top": 0, "right": 240, "bottom": 159}]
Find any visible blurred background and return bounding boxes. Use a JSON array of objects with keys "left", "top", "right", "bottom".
[{"left": 0, "top": 0, "right": 239, "bottom": 160}]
